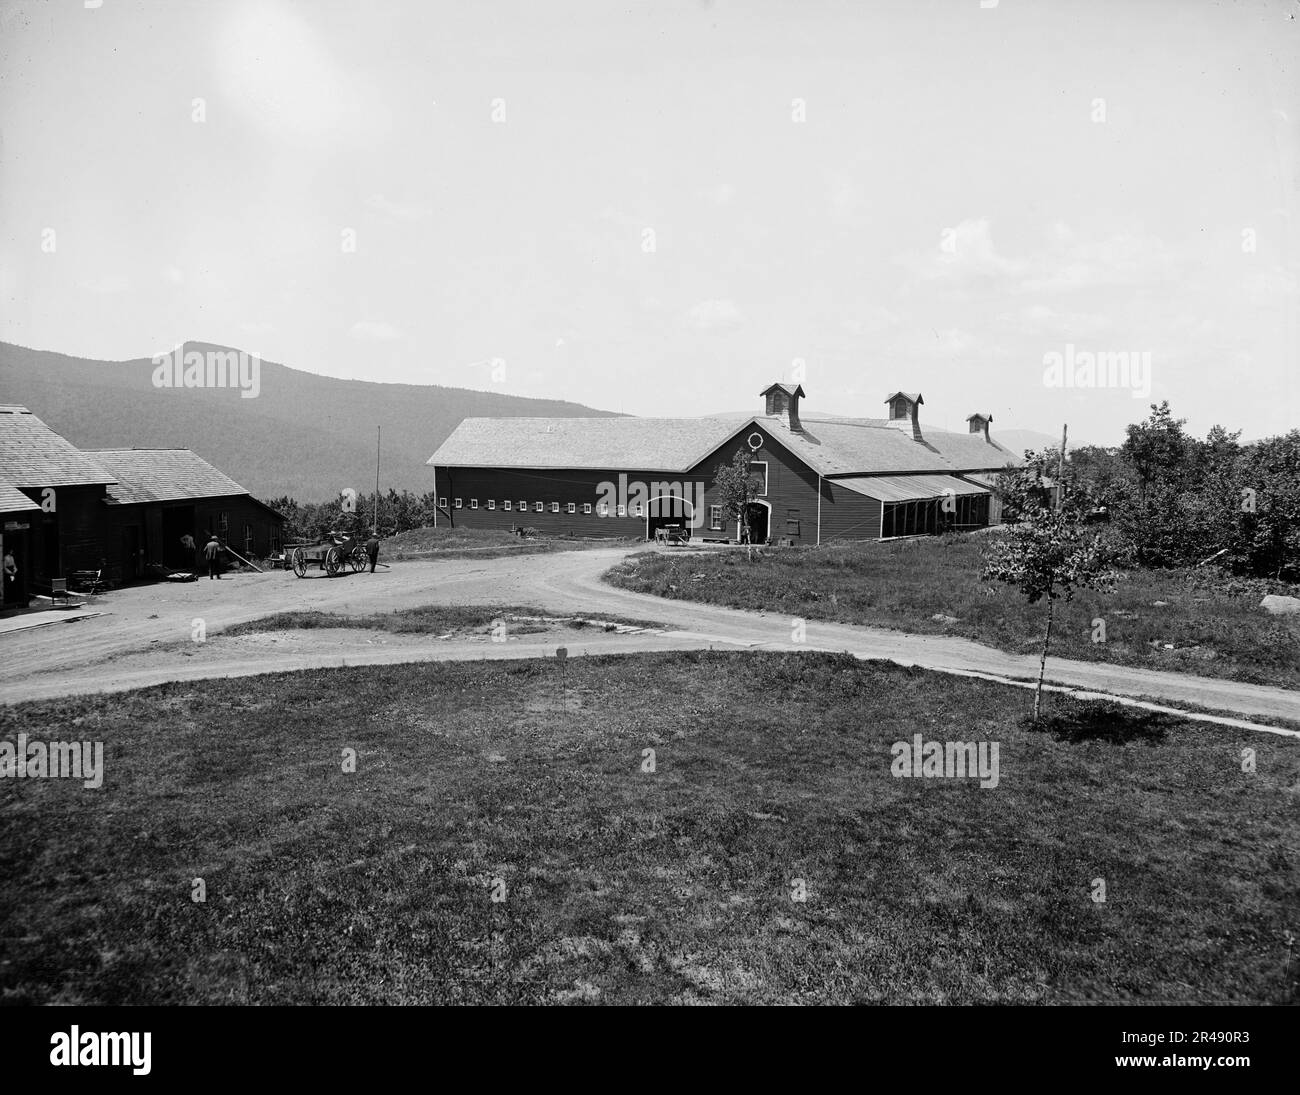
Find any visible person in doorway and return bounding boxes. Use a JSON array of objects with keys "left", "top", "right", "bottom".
[
  {"left": 3, "top": 548, "right": 17, "bottom": 603},
  {"left": 365, "top": 531, "right": 380, "bottom": 573},
  {"left": 204, "top": 535, "right": 223, "bottom": 579}
]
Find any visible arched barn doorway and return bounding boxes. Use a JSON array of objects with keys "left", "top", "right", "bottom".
[
  {"left": 646, "top": 495, "right": 695, "bottom": 542},
  {"left": 740, "top": 501, "right": 770, "bottom": 544}
]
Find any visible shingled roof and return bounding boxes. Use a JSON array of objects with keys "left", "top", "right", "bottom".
[
  {"left": 92, "top": 449, "right": 251, "bottom": 505},
  {"left": 0, "top": 406, "right": 117, "bottom": 487},
  {"left": 428, "top": 412, "right": 1021, "bottom": 477},
  {"left": 428, "top": 416, "right": 748, "bottom": 472},
  {"left": 0, "top": 480, "right": 40, "bottom": 514}
]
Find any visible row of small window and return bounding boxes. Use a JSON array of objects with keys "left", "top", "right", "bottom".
[
  {"left": 441, "top": 498, "right": 644, "bottom": 517},
  {"left": 441, "top": 494, "right": 733, "bottom": 527}
]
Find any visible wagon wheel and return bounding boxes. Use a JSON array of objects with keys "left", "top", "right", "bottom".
[
  {"left": 290, "top": 547, "right": 307, "bottom": 578},
  {"left": 349, "top": 545, "right": 367, "bottom": 572},
  {"left": 324, "top": 546, "right": 343, "bottom": 576}
]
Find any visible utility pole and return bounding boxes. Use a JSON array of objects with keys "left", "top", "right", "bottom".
[
  {"left": 1057, "top": 424, "right": 1068, "bottom": 511},
  {"left": 373, "top": 426, "right": 381, "bottom": 533}
]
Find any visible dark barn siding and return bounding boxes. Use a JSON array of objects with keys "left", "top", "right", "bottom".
[
  {"left": 686, "top": 425, "right": 823, "bottom": 543},
  {"left": 104, "top": 505, "right": 148, "bottom": 580},
  {"left": 821, "top": 482, "right": 883, "bottom": 542},
  {"left": 194, "top": 496, "right": 284, "bottom": 558},
  {"left": 20, "top": 485, "right": 109, "bottom": 584},
  {"left": 431, "top": 466, "right": 673, "bottom": 537}
]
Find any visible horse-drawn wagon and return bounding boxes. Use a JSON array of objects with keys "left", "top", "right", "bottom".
[{"left": 287, "top": 533, "right": 368, "bottom": 578}]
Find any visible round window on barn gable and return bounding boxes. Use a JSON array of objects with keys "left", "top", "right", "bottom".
[{"left": 748, "top": 432, "right": 764, "bottom": 450}]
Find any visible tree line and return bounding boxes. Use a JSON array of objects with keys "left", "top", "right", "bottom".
[
  {"left": 1011, "top": 402, "right": 1299, "bottom": 580},
  {"left": 260, "top": 490, "right": 442, "bottom": 545}
]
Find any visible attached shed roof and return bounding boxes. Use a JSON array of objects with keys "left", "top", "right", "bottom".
[
  {"left": 775, "top": 419, "right": 1020, "bottom": 476},
  {"left": 0, "top": 480, "right": 40, "bottom": 514},
  {"left": 835, "top": 474, "right": 990, "bottom": 503},
  {"left": 0, "top": 405, "right": 118, "bottom": 487},
  {"left": 92, "top": 448, "right": 252, "bottom": 505}
]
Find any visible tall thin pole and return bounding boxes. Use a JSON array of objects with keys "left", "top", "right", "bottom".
[
  {"left": 1057, "top": 424, "right": 1068, "bottom": 511},
  {"left": 373, "top": 426, "right": 381, "bottom": 533}
]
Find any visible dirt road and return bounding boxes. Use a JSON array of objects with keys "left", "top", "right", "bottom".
[{"left": 3, "top": 547, "right": 1298, "bottom": 730}]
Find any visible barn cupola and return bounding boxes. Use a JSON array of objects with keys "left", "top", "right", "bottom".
[
  {"left": 966, "top": 413, "right": 992, "bottom": 442},
  {"left": 883, "top": 391, "right": 924, "bottom": 442},
  {"left": 760, "top": 382, "right": 805, "bottom": 432}
]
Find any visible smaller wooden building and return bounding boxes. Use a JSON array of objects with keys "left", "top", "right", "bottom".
[
  {"left": 0, "top": 405, "right": 283, "bottom": 594},
  {"left": 93, "top": 448, "right": 286, "bottom": 575}
]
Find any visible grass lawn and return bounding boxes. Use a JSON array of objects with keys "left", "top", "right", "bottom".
[
  {"left": 383, "top": 525, "right": 634, "bottom": 561},
  {"left": 223, "top": 604, "right": 667, "bottom": 638},
  {"left": 1, "top": 652, "right": 1295, "bottom": 1004},
  {"left": 605, "top": 537, "right": 1300, "bottom": 690}
]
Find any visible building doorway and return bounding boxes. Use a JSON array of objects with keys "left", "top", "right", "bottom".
[
  {"left": 645, "top": 495, "right": 696, "bottom": 542},
  {"left": 2, "top": 523, "right": 31, "bottom": 607},
  {"left": 740, "top": 501, "right": 770, "bottom": 544},
  {"left": 162, "top": 505, "right": 197, "bottom": 569},
  {"left": 121, "top": 525, "right": 142, "bottom": 580}
]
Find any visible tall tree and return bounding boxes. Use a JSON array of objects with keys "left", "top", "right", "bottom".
[{"left": 1121, "top": 401, "right": 1190, "bottom": 504}]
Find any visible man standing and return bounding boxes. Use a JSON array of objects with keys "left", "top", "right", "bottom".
[
  {"left": 365, "top": 530, "right": 380, "bottom": 574},
  {"left": 3, "top": 547, "right": 17, "bottom": 604},
  {"left": 204, "top": 535, "right": 222, "bottom": 580}
]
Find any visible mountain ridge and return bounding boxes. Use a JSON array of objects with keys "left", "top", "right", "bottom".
[{"left": 0, "top": 341, "right": 621, "bottom": 500}]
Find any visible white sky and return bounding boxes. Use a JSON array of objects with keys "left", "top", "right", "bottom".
[{"left": 1, "top": 0, "right": 1296, "bottom": 443}]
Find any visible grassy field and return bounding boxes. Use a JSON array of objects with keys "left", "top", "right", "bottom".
[
  {"left": 1, "top": 651, "right": 1295, "bottom": 1005},
  {"left": 223, "top": 604, "right": 667, "bottom": 638},
  {"left": 382, "top": 525, "right": 633, "bottom": 561},
  {"left": 605, "top": 537, "right": 1300, "bottom": 690}
]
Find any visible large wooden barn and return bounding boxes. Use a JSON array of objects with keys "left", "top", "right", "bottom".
[
  {"left": 427, "top": 384, "right": 1023, "bottom": 543},
  {"left": 0, "top": 405, "right": 284, "bottom": 602}
]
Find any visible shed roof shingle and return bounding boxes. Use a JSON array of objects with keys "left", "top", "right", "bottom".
[
  {"left": 92, "top": 449, "right": 251, "bottom": 505},
  {"left": 0, "top": 480, "right": 40, "bottom": 514},
  {"left": 0, "top": 405, "right": 117, "bottom": 487}
]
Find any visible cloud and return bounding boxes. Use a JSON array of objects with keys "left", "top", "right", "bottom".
[
  {"left": 349, "top": 320, "right": 403, "bottom": 341},
  {"left": 841, "top": 305, "right": 900, "bottom": 336},
  {"left": 215, "top": 3, "right": 379, "bottom": 143},
  {"left": 1018, "top": 229, "right": 1178, "bottom": 293},
  {"left": 685, "top": 298, "right": 743, "bottom": 331},
  {"left": 903, "top": 218, "right": 1026, "bottom": 289},
  {"left": 826, "top": 171, "right": 863, "bottom": 220},
  {"left": 162, "top": 266, "right": 184, "bottom": 285},
  {"left": 701, "top": 182, "right": 736, "bottom": 207},
  {"left": 83, "top": 274, "right": 131, "bottom": 295},
  {"left": 364, "top": 194, "right": 433, "bottom": 222},
  {"left": 995, "top": 304, "right": 1112, "bottom": 337},
  {"left": 901, "top": 219, "right": 1183, "bottom": 297}
]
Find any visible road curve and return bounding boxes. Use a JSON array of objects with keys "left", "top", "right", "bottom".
[{"left": 2, "top": 547, "right": 1297, "bottom": 729}]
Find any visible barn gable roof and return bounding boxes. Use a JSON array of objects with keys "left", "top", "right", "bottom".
[
  {"left": 0, "top": 405, "right": 118, "bottom": 487},
  {"left": 91, "top": 448, "right": 252, "bottom": 505},
  {"left": 427, "top": 416, "right": 750, "bottom": 473},
  {"left": 429, "top": 412, "right": 1022, "bottom": 477}
]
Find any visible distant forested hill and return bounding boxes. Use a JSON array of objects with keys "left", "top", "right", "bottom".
[{"left": 0, "top": 341, "right": 620, "bottom": 500}]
